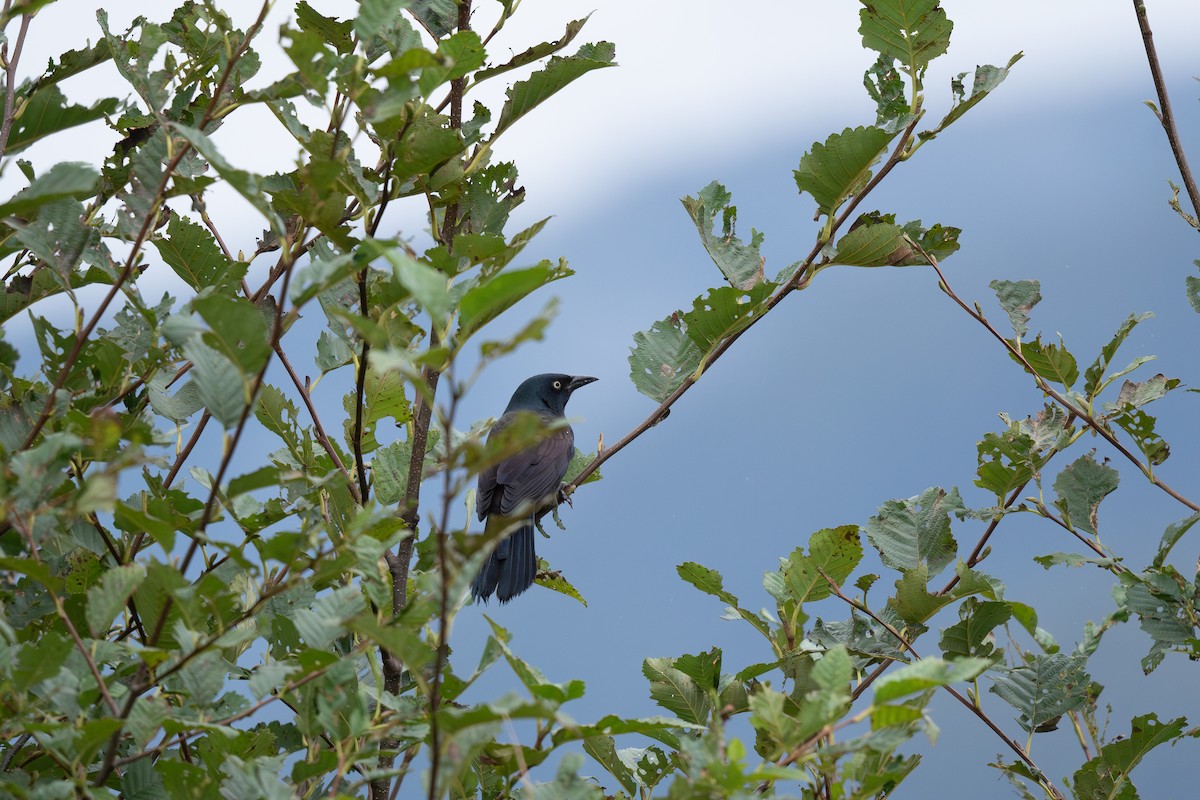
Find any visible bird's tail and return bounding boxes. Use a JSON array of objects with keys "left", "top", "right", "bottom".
[{"left": 470, "top": 517, "right": 537, "bottom": 604}]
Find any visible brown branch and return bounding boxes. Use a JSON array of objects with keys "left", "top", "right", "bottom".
[
  {"left": 1131, "top": 0, "right": 1200, "bottom": 223},
  {"left": 275, "top": 342, "right": 360, "bottom": 503},
  {"left": 0, "top": 11, "right": 32, "bottom": 159},
  {"left": 566, "top": 116, "right": 924, "bottom": 492},
  {"left": 919, "top": 247, "right": 1199, "bottom": 513}
]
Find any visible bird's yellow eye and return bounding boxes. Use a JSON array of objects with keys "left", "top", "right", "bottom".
[{"left": 553, "top": 380, "right": 563, "bottom": 390}]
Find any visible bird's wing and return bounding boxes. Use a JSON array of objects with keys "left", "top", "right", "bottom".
[{"left": 494, "top": 426, "right": 574, "bottom": 516}]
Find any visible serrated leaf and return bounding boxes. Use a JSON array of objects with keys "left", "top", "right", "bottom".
[
  {"left": 1155, "top": 512, "right": 1200, "bottom": 568},
  {"left": 535, "top": 564, "right": 587, "bottom": 607},
  {"left": 6, "top": 85, "right": 119, "bottom": 155},
  {"left": 1113, "top": 409, "right": 1170, "bottom": 466},
  {"left": 923, "top": 53, "right": 1023, "bottom": 138},
  {"left": 1072, "top": 714, "right": 1192, "bottom": 800},
  {"left": 795, "top": 126, "right": 895, "bottom": 218},
  {"left": 1052, "top": 453, "right": 1119, "bottom": 535},
  {"left": 153, "top": 215, "right": 245, "bottom": 293},
  {"left": 783, "top": 525, "right": 863, "bottom": 604},
  {"left": 858, "top": 0, "right": 953, "bottom": 78},
  {"left": 628, "top": 313, "right": 703, "bottom": 403},
  {"left": 1014, "top": 335, "right": 1078, "bottom": 388},
  {"left": 681, "top": 283, "right": 772, "bottom": 352},
  {"left": 874, "top": 656, "right": 990, "bottom": 702},
  {"left": 458, "top": 262, "right": 568, "bottom": 337},
  {"left": 642, "top": 657, "right": 711, "bottom": 725},
  {"left": 866, "top": 487, "right": 961, "bottom": 577},
  {"left": 85, "top": 564, "right": 146, "bottom": 637},
  {"left": 831, "top": 222, "right": 907, "bottom": 266},
  {"left": 0, "top": 161, "right": 98, "bottom": 218},
  {"left": 939, "top": 599, "right": 1011, "bottom": 660},
  {"left": 1083, "top": 312, "right": 1153, "bottom": 397},
  {"left": 385, "top": 249, "right": 451, "bottom": 322},
  {"left": 989, "top": 653, "right": 1090, "bottom": 733},
  {"left": 1109, "top": 374, "right": 1179, "bottom": 412},
  {"left": 990, "top": 279, "right": 1041, "bottom": 340},
  {"left": 183, "top": 337, "right": 246, "bottom": 428},
  {"left": 1033, "top": 552, "right": 1117, "bottom": 570},
  {"left": 681, "top": 181, "right": 767, "bottom": 289},
  {"left": 343, "top": 365, "right": 412, "bottom": 455},
  {"left": 193, "top": 295, "right": 270, "bottom": 373},
  {"left": 493, "top": 42, "right": 616, "bottom": 139}
]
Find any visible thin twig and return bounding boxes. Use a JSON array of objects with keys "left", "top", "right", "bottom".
[
  {"left": 0, "top": 11, "right": 33, "bottom": 159},
  {"left": 917, "top": 245, "right": 1199, "bottom": 513},
  {"left": 820, "top": 570, "right": 1067, "bottom": 800},
  {"left": 1131, "top": 0, "right": 1200, "bottom": 222},
  {"left": 275, "top": 342, "right": 360, "bottom": 503}
]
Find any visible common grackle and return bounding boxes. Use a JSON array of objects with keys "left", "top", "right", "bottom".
[{"left": 470, "top": 373, "right": 597, "bottom": 604}]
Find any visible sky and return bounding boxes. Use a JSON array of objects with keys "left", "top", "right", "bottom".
[{"left": 6, "top": 1, "right": 1200, "bottom": 797}]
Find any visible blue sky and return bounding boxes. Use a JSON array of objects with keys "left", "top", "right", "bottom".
[{"left": 6, "top": 1, "right": 1200, "bottom": 796}]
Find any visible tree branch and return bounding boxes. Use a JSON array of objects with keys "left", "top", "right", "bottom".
[{"left": 1131, "top": 0, "right": 1200, "bottom": 223}]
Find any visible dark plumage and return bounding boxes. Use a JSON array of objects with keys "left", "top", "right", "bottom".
[{"left": 470, "top": 373, "right": 597, "bottom": 604}]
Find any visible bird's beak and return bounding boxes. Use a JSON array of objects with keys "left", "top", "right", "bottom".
[{"left": 567, "top": 375, "right": 598, "bottom": 392}]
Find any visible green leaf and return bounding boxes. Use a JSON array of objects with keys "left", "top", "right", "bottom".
[
  {"left": 295, "top": 0, "right": 354, "bottom": 54},
  {"left": 0, "top": 263, "right": 114, "bottom": 324},
  {"left": 475, "top": 17, "right": 591, "bottom": 82},
  {"left": 292, "top": 586, "right": 364, "bottom": 650},
  {"left": 1083, "top": 312, "right": 1153, "bottom": 397},
  {"left": 866, "top": 487, "right": 961, "bottom": 577},
  {"left": 535, "top": 563, "right": 588, "bottom": 607},
  {"left": 355, "top": 0, "right": 409, "bottom": 41},
  {"left": 1052, "top": 453, "right": 1119, "bottom": 535},
  {"left": 628, "top": 313, "right": 704, "bottom": 403},
  {"left": 1117, "top": 567, "right": 1200, "bottom": 673},
  {"left": 418, "top": 31, "right": 486, "bottom": 96},
  {"left": 888, "top": 563, "right": 999, "bottom": 625},
  {"left": 1034, "top": 551, "right": 1118, "bottom": 570},
  {"left": 183, "top": 337, "right": 246, "bottom": 428},
  {"left": 939, "top": 599, "right": 1011, "bottom": 660},
  {"left": 1113, "top": 409, "right": 1171, "bottom": 466},
  {"left": 193, "top": 295, "right": 270, "bottom": 374},
  {"left": 681, "top": 283, "right": 773, "bottom": 353},
  {"left": 153, "top": 215, "right": 246, "bottom": 293},
  {"left": 642, "top": 656, "right": 711, "bottom": 725},
  {"left": 1155, "top": 512, "right": 1200, "bottom": 568},
  {"left": 483, "top": 618, "right": 585, "bottom": 704},
  {"left": 830, "top": 222, "right": 907, "bottom": 266},
  {"left": 990, "top": 279, "right": 1041, "bottom": 340},
  {"left": 1109, "top": 373, "right": 1180, "bottom": 412},
  {"left": 458, "top": 262, "right": 569, "bottom": 337},
  {"left": 783, "top": 525, "right": 863, "bottom": 604},
  {"left": 1014, "top": 335, "right": 1079, "bottom": 388},
  {"left": 989, "top": 653, "right": 1090, "bottom": 733},
  {"left": 0, "top": 161, "right": 98, "bottom": 218},
  {"left": 858, "top": 0, "right": 953, "bottom": 78},
  {"left": 864, "top": 54, "right": 911, "bottom": 129},
  {"left": 85, "top": 563, "right": 146, "bottom": 637},
  {"left": 677, "top": 562, "right": 772, "bottom": 638},
  {"left": 1187, "top": 262, "right": 1200, "bottom": 313},
  {"left": 874, "top": 656, "right": 990, "bottom": 702},
  {"left": 795, "top": 126, "right": 895, "bottom": 218},
  {"left": 1072, "top": 714, "right": 1192, "bottom": 800},
  {"left": 923, "top": 53, "right": 1023, "bottom": 138},
  {"left": 681, "top": 182, "right": 767, "bottom": 289},
  {"left": 385, "top": 249, "right": 452, "bottom": 322},
  {"left": 5, "top": 86, "right": 119, "bottom": 155},
  {"left": 493, "top": 42, "right": 616, "bottom": 139},
  {"left": 343, "top": 365, "right": 412, "bottom": 455}
]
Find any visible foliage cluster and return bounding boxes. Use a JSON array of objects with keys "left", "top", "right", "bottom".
[{"left": 0, "top": 1, "right": 1197, "bottom": 799}]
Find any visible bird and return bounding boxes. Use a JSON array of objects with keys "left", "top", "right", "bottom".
[{"left": 470, "top": 373, "right": 597, "bottom": 604}]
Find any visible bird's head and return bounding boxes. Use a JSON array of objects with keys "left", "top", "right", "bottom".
[{"left": 506, "top": 373, "right": 598, "bottom": 416}]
